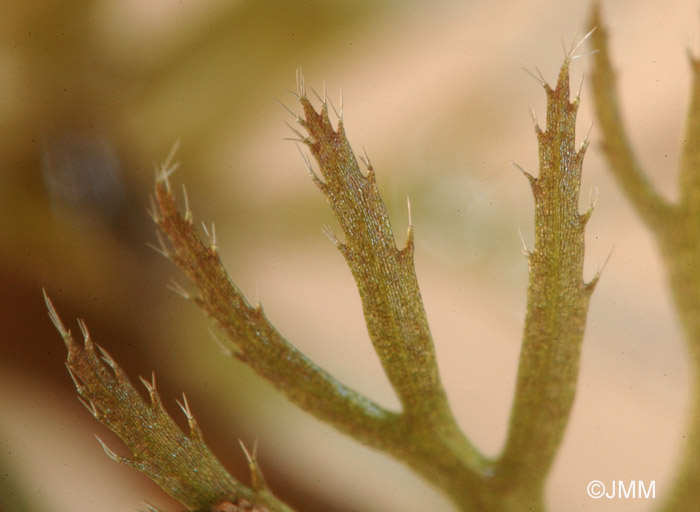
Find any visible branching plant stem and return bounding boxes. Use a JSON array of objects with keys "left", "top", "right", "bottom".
[{"left": 46, "top": 37, "right": 600, "bottom": 511}]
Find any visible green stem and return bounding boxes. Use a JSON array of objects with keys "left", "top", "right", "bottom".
[
  {"left": 297, "top": 94, "right": 452, "bottom": 420},
  {"left": 495, "top": 61, "right": 596, "bottom": 503}
]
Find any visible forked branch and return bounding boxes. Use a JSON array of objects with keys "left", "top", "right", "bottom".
[{"left": 46, "top": 40, "right": 603, "bottom": 511}]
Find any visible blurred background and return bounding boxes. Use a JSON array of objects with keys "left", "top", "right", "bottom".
[{"left": 1, "top": 0, "right": 698, "bottom": 510}]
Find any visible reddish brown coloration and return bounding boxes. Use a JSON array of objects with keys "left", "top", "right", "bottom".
[{"left": 212, "top": 499, "right": 266, "bottom": 512}]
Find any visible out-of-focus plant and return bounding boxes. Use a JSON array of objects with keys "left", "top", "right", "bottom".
[{"left": 589, "top": 4, "right": 700, "bottom": 511}]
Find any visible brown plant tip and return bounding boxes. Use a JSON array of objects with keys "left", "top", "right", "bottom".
[
  {"left": 239, "top": 440, "right": 267, "bottom": 493},
  {"left": 44, "top": 292, "right": 259, "bottom": 510}
]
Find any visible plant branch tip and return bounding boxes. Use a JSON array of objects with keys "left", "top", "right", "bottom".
[
  {"left": 76, "top": 318, "right": 90, "bottom": 342},
  {"left": 406, "top": 196, "right": 413, "bottom": 228},
  {"left": 580, "top": 123, "right": 593, "bottom": 151},
  {"left": 511, "top": 160, "right": 536, "bottom": 182},
  {"left": 359, "top": 146, "right": 373, "bottom": 170},
  {"left": 238, "top": 439, "right": 256, "bottom": 464},
  {"left": 296, "top": 66, "right": 306, "bottom": 99},
  {"left": 598, "top": 246, "right": 614, "bottom": 276},
  {"left": 163, "top": 139, "right": 181, "bottom": 171},
  {"left": 517, "top": 227, "right": 530, "bottom": 257},
  {"left": 327, "top": 95, "right": 342, "bottom": 121},
  {"left": 65, "top": 363, "right": 82, "bottom": 389},
  {"left": 310, "top": 85, "right": 326, "bottom": 105},
  {"left": 155, "top": 160, "right": 180, "bottom": 193},
  {"left": 201, "top": 221, "right": 218, "bottom": 251},
  {"left": 97, "top": 343, "right": 117, "bottom": 371},
  {"left": 139, "top": 373, "right": 157, "bottom": 394},
  {"left": 570, "top": 48, "right": 599, "bottom": 61},
  {"left": 146, "top": 243, "right": 170, "bottom": 260},
  {"left": 79, "top": 396, "right": 98, "bottom": 417},
  {"left": 43, "top": 290, "right": 70, "bottom": 338},
  {"left": 154, "top": 140, "right": 181, "bottom": 192},
  {"left": 321, "top": 224, "right": 341, "bottom": 247},
  {"left": 147, "top": 196, "right": 161, "bottom": 224},
  {"left": 565, "top": 26, "right": 597, "bottom": 63},
  {"left": 576, "top": 73, "right": 585, "bottom": 99},
  {"left": 284, "top": 121, "right": 307, "bottom": 142},
  {"left": 298, "top": 146, "right": 323, "bottom": 186},
  {"left": 254, "top": 281, "right": 265, "bottom": 313},
  {"left": 529, "top": 106, "right": 539, "bottom": 130},
  {"left": 176, "top": 393, "right": 194, "bottom": 421},
  {"left": 181, "top": 184, "right": 193, "bottom": 223},
  {"left": 523, "top": 67, "right": 546, "bottom": 87},
  {"left": 95, "top": 435, "right": 121, "bottom": 462},
  {"left": 240, "top": 439, "right": 267, "bottom": 491},
  {"left": 276, "top": 98, "right": 301, "bottom": 121},
  {"left": 167, "top": 278, "right": 191, "bottom": 300},
  {"left": 147, "top": 230, "right": 172, "bottom": 259},
  {"left": 208, "top": 328, "right": 234, "bottom": 357},
  {"left": 560, "top": 35, "right": 568, "bottom": 61},
  {"left": 588, "top": 183, "right": 599, "bottom": 210}
]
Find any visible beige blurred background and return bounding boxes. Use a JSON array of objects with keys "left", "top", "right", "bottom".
[{"left": 1, "top": 0, "right": 697, "bottom": 510}]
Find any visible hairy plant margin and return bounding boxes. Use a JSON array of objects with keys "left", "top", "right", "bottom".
[{"left": 45, "top": 34, "right": 602, "bottom": 512}]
